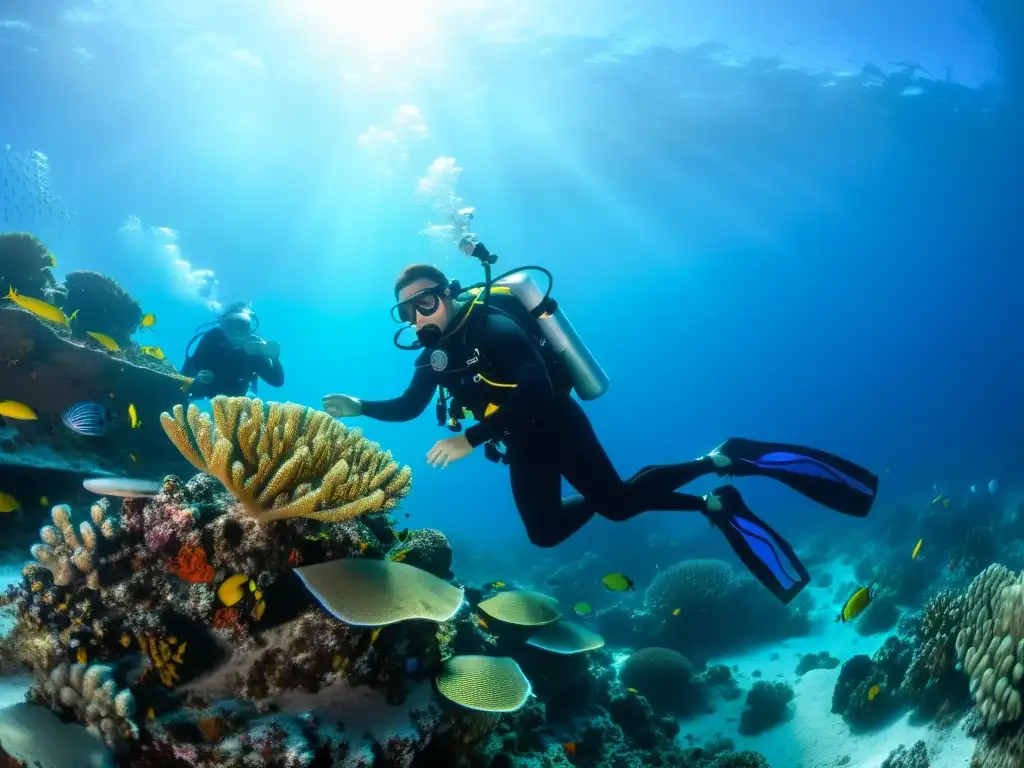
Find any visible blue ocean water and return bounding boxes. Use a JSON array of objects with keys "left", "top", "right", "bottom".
[{"left": 1, "top": 0, "right": 1021, "bottom": 600}]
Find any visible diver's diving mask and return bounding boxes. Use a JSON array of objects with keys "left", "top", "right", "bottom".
[
  {"left": 219, "top": 304, "right": 259, "bottom": 346},
  {"left": 389, "top": 287, "right": 446, "bottom": 325},
  {"left": 390, "top": 286, "right": 451, "bottom": 350}
]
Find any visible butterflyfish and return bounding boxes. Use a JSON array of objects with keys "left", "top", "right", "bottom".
[{"left": 835, "top": 584, "right": 877, "bottom": 623}]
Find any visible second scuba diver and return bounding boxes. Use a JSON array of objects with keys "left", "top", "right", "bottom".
[
  {"left": 323, "top": 256, "right": 878, "bottom": 604},
  {"left": 182, "top": 302, "right": 285, "bottom": 400}
]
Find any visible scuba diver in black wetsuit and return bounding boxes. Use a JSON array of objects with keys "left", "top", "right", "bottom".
[
  {"left": 181, "top": 302, "right": 285, "bottom": 400},
  {"left": 322, "top": 243, "right": 879, "bottom": 604}
]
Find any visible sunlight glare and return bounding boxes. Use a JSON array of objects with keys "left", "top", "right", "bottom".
[{"left": 281, "top": 0, "right": 442, "bottom": 59}]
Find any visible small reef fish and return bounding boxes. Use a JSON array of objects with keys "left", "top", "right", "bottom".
[
  {"left": 86, "top": 331, "right": 120, "bottom": 352},
  {"left": 836, "top": 584, "right": 877, "bottom": 623},
  {"left": 370, "top": 628, "right": 383, "bottom": 645},
  {"left": 395, "top": 528, "right": 410, "bottom": 542},
  {"left": 61, "top": 402, "right": 111, "bottom": 436},
  {"left": 128, "top": 403, "right": 141, "bottom": 429},
  {"left": 129, "top": 454, "right": 137, "bottom": 463},
  {"left": 474, "top": 614, "right": 489, "bottom": 630},
  {"left": 140, "top": 346, "right": 165, "bottom": 360},
  {"left": 572, "top": 601, "right": 592, "bottom": 617},
  {"left": 563, "top": 742, "right": 576, "bottom": 757},
  {"left": 47, "top": 253, "right": 56, "bottom": 268},
  {"left": 484, "top": 581, "right": 506, "bottom": 591},
  {"left": 867, "top": 684, "right": 881, "bottom": 701},
  {"left": 672, "top": 608, "right": 681, "bottom": 616},
  {"left": 911, "top": 539, "right": 922, "bottom": 560},
  {"left": 140, "top": 313, "right": 156, "bottom": 329},
  {"left": 601, "top": 573, "right": 635, "bottom": 592},
  {"left": 82, "top": 477, "right": 162, "bottom": 498},
  {"left": 931, "top": 494, "right": 951, "bottom": 509},
  {"left": 217, "top": 574, "right": 251, "bottom": 607},
  {"left": 989, "top": 479, "right": 999, "bottom": 494},
  {"left": 39, "top": 496, "right": 48, "bottom": 506},
  {"left": 5, "top": 287, "right": 77, "bottom": 326},
  {"left": 388, "top": 549, "right": 410, "bottom": 563},
  {"left": 0, "top": 400, "right": 37, "bottom": 420},
  {"left": 76, "top": 648, "right": 88, "bottom": 664},
  {"left": 627, "top": 688, "right": 639, "bottom": 694},
  {"left": 0, "top": 492, "right": 21, "bottom": 513}
]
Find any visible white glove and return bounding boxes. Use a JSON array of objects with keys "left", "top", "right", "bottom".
[{"left": 322, "top": 393, "right": 363, "bottom": 418}]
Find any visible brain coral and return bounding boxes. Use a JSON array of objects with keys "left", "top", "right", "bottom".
[
  {"left": 644, "top": 559, "right": 737, "bottom": 615},
  {"left": 955, "top": 564, "right": 1024, "bottom": 728},
  {"left": 619, "top": 647, "right": 696, "bottom": 713}
]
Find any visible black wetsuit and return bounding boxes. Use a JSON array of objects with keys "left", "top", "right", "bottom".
[
  {"left": 181, "top": 328, "right": 285, "bottom": 400},
  {"left": 360, "top": 308, "right": 716, "bottom": 547}
]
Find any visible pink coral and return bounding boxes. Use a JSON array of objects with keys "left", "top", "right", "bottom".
[{"left": 141, "top": 499, "right": 199, "bottom": 555}]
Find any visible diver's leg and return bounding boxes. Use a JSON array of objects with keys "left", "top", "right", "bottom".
[
  {"left": 709, "top": 437, "right": 878, "bottom": 517},
  {"left": 506, "top": 436, "right": 595, "bottom": 548},
  {"left": 553, "top": 398, "right": 707, "bottom": 521},
  {"left": 703, "top": 485, "right": 810, "bottom": 604}
]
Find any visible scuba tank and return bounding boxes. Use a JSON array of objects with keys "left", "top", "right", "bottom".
[
  {"left": 455, "top": 233, "right": 609, "bottom": 401},
  {"left": 458, "top": 271, "right": 609, "bottom": 400}
]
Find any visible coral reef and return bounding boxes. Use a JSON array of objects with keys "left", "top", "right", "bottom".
[
  {"left": 642, "top": 559, "right": 810, "bottom": 662},
  {"left": 881, "top": 740, "right": 930, "bottom": 768},
  {"left": 831, "top": 637, "right": 914, "bottom": 730},
  {"left": 35, "top": 661, "right": 138, "bottom": 750},
  {"left": 902, "top": 589, "right": 970, "bottom": 722},
  {"left": 619, "top": 647, "right": 700, "bottom": 714},
  {"left": 797, "top": 651, "right": 840, "bottom": 676},
  {"left": 0, "top": 231, "right": 58, "bottom": 299},
  {"left": 63, "top": 270, "right": 143, "bottom": 350},
  {"left": 955, "top": 563, "right": 1024, "bottom": 729},
  {"left": 737, "top": 681, "right": 794, "bottom": 735},
  {"left": 160, "top": 397, "right": 412, "bottom": 524}
]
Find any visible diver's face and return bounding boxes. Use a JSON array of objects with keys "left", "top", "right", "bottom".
[
  {"left": 398, "top": 279, "right": 452, "bottom": 334},
  {"left": 221, "top": 314, "right": 253, "bottom": 346}
]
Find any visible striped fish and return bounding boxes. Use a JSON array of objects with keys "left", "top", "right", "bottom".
[{"left": 61, "top": 402, "right": 111, "bottom": 436}]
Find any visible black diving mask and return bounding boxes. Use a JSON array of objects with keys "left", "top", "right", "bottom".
[{"left": 390, "top": 287, "right": 445, "bottom": 325}]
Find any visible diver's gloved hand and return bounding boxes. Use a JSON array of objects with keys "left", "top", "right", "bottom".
[
  {"left": 323, "top": 394, "right": 362, "bottom": 418},
  {"left": 196, "top": 370, "right": 215, "bottom": 385},
  {"left": 242, "top": 337, "right": 281, "bottom": 359}
]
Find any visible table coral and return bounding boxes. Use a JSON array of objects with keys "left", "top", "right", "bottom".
[{"left": 160, "top": 396, "right": 412, "bottom": 524}]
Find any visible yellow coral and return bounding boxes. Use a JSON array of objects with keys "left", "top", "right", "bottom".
[
  {"left": 136, "top": 634, "right": 186, "bottom": 687},
  {"left": 159, "top": 396, "right": 412, "bottom": 524}
]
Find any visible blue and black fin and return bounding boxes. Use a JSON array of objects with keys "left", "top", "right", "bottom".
[
  {"left": 704, "top": 485, "right": 810, "bottom": 604},
  {"left": 712, "top": 437, "right": 877, "bottom": 518}
]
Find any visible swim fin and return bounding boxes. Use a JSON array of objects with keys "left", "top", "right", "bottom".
[
  {"left": 710, "top": 437, "right": 877, "bottom": 518},
  {"left": 703, "top": 485, "right": 810, "bottom": 604}
]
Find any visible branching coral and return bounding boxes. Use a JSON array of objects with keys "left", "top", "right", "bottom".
[
  {"left": 160, "top": 397, "right": 412, "bottom": 524},
  {"left": 955, "top": 564, "right": 1024, "bottom": 728},
  {"left": 27, "top": 503, "right": 118, "bottom": 589},
  {"left": 36, "top": 661, "right": 138, "bottom": 751}
]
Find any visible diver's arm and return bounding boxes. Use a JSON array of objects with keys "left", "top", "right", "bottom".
[
  {"left": 253, "top": 356, "right": 285, "bottom": 387},
  {"left": 360, "top": 363, "right": 437, "bottom": 422},
  {"left": 463, "top": 314, "right": 555, "bottom": 447}
]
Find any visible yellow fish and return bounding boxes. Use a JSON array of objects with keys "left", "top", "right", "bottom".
[
  {"left": 86, "top": 331, "right": 120, "bottom": 352},
  {"left": 601, "top": 572, "right": 635, "bottom": 592},
  {"left": 672, "top": 608, "right": 681, "bottom": 616},
  {"left": 47, "top": 253, "right": 56, "bottom": 268},
  {"left": 39, "top": 496, "right": 48, "bottom": 506},
  {"left": 140, "top": 313, "right": 156, "bottom": 329},
  {"left": 76, "top": 648, "right": 88, "bottom": 664},
  {"left": 370, "top": 627, "right": 383, "bottom": 645},
  {"left": 217, "top": 574, "right": 250, "bottom": 607},
  {"left": 867, "top": 684, "right": 881, "bottom": 701},
  {"left": 836, "top": 584, "right": 877, "bottom": 623},
  {"left": 0, "top": 400, "right": 37, "bottom": 420},
  {"left": 146, "top": 707, "right": 155, "bottom": 721},
  {"left": 911, "top": 539, "right": 922, "bottom": 560},
  {"left": 359, "top": 542, "right": 369, "bottom": 554},
  {"left": 5, "top": 287, "right": 77, "bottom": 326},
  {"left": 0, "top": 492, "right": 21, "bottom": 513},
  {"left": 128, "top": 403, "right": 140, "bottom": 429},
  {"left": 389, "top": 549, "right": 409, "bottom": 563},
  {"left": 140, "top": 346, "right": 164, "bottom": 360},
  {"left": 129, "top": 454, "right": 137, "bottom": 463},
  {"left": 627, "top": 688, "right": 639, "bottom": 694},
  {"left": 931, "top": 494, "right": 951, "bottom": 509}
]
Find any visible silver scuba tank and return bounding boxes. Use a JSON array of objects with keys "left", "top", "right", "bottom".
[{"left": 494, "top": 271, "right": 610, "bottom": 400}]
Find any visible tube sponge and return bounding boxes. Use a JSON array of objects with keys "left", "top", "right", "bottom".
[
  {"left": 27, "top": 504, "right": 118, "bottom": 590},
  {"left": 38, "top": 662, "right": 138, "bottom": 751},
  {"left": 955, "top": 564, "right": 1024, "bottom": 728}
]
